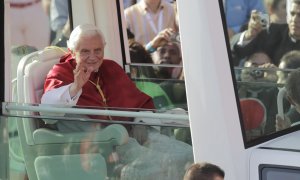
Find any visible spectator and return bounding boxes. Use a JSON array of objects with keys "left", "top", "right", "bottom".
[
  {"left": 275, "top": 51, "right": 300, "bottom": 130},
  {"left": 129, "top": 41, "right": 191, "bottom": 142},
  {"left": 144, "top": 1, "right": 179, "bottom": 53},
  {"left": 264, "top": 0, "right": 287, "bottom": 24},
  {"left": 224, "top": 0, "right": 266, "bottom": 39},
  {"left": 124, "top": 0, "right": 176, "bottom": 46},
  {"left": 152, "top": 40, "right": 187, "bottom": 110},
  {"left": 240, "top": 52, "right": 278, "bottom": 83},
  {"left": 129, "top": 40, "right": 178, "bottom": 125},
  {"left": 276, "top": 68, "right": 300, "bottom": 130},
  {"left": 238, "top": 52, "right": 278, "bottom": 134},
  {"left": 183, "top": 162, "right": 225, "bottom": 180},
  {"left": 153, "top": 41, "right": 183, "bottom": 79},
  {"left": 277, "top": 50, "right": 300, "bottom": 84},
  {"left": 145, "top": 28, "right": 178, "bottom": 53},
  {"left": 231, "top": 0, "right": 300, "bottom": 66}
]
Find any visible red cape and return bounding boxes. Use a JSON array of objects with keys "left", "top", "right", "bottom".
[{"left": 44, "top": 53, "right": 155, "bottom": 121}]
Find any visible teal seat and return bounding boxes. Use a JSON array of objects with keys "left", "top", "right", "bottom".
[
  {"left": 16, "top": 48, "right": 129, "bottom": 180},
  {"left": 135, "top": 81, "right": 191, "bottom": 143},
  {"left": 135, "top": 81, "right": 174, "bottom": 109},
  {"left": 8, "top": 46, "right": 37, "bottom": 177},
  {"left": 35, "top": 154, "right": 107, "bottom": 180}
]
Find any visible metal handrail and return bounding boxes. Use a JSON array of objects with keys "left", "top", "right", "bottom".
[{"left": 3, "top": 102, "right": 189, "bottom": 121}]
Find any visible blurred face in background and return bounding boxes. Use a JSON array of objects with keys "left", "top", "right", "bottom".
[
  {"left": 241, "top": 52, "right": 271, "bottom": 82},
  {"left": 288, "top": 2, "right": 300, "bottom": 39},
  {"left": 157, "top": 42, "right": 181, "bottom": 64}
]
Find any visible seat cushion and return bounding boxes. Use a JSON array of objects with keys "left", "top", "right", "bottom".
[{"left": 34, "top": 154, "right": 107, "bottom": 180}]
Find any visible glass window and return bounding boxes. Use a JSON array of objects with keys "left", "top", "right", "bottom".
[
  {"left": 260, "top": 164, "right": 300, "bottom": 180},
  {"left": 124, "top": 0, "right": 186, "bottom": 110},
  {"left": 222, "top": 0, "right": 300, "bottom": 147},
  {"left": 3, "top": 0, "right": 193, "bottom": 179}
]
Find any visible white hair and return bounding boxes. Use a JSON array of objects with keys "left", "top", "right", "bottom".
[{"left": 67, "top": 24, "right": 106, "bottom": 51}]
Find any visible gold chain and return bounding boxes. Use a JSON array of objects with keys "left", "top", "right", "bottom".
[
  {"left": 89, "top": 77, "right": 106, "bottom": 104},
  {"left": 89, "top": 77, "right": 112, "bottom": 120}
]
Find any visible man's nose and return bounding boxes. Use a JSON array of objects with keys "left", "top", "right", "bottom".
[{"left": 88, "top": 53, "right": 98, "bottom": 59}]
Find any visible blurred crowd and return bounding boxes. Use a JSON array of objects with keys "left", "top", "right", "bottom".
[{"left": 228, "top": 0, "right": 300, "bottom": 140}]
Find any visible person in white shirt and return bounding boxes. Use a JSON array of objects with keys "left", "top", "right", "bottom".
[
  {"left": 9, "top": 0, "right": 50, "bottom": 49},
  {"left": 124, "top": 0, "right": 176, "bottom": 46}
]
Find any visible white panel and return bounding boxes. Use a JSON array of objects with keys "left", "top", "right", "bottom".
[
  {"left": 118, "top": 0, "right": 131, "bottom": 64},
  {"left": 177, "top": 0, "right": 248, "bottom": 179},
  {"left": 71, "top": 0, "right": 95, "bottom": 27},
  {"left": 93, "top": 0, "right": 123, "bottom": 66},
  {"left": 263, "top": 131, "right": 300, "bottom": 150}
]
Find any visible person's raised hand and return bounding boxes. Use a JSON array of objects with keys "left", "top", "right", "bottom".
[
  {"left": 244, "top": 10, "right": 264, "bottom": 41},
  {"left": 150, "top": 28, "right": 175, "bottom": 49},
  {"left": 260, "top": 63, "right": 278, "bottom": 82},
  {"left": 69, "top": 62, "right": 93, "bottom": 97}
]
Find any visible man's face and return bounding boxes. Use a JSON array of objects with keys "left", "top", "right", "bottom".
[
  {"left": 241, "top": 53, "right": 270, "bottom": 82},
  {"left": 157, "top": 43, "right": 181, "bottom": 64},
  {"left": 288, "top": 3, "right": 300, "bottom": 39},
  {"left": 73, "top": 34, "right": 105, "bottom": 72}
]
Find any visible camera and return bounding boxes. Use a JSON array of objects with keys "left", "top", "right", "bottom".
[
  {"left": 258, "top": 13, "right": 269, "bottom": 29},
  {"left": 170, "top": 32, "right": 180, "bottom": 43},
  {"left": 250, "top": 69, "right": 264, "bottom": 79}
]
